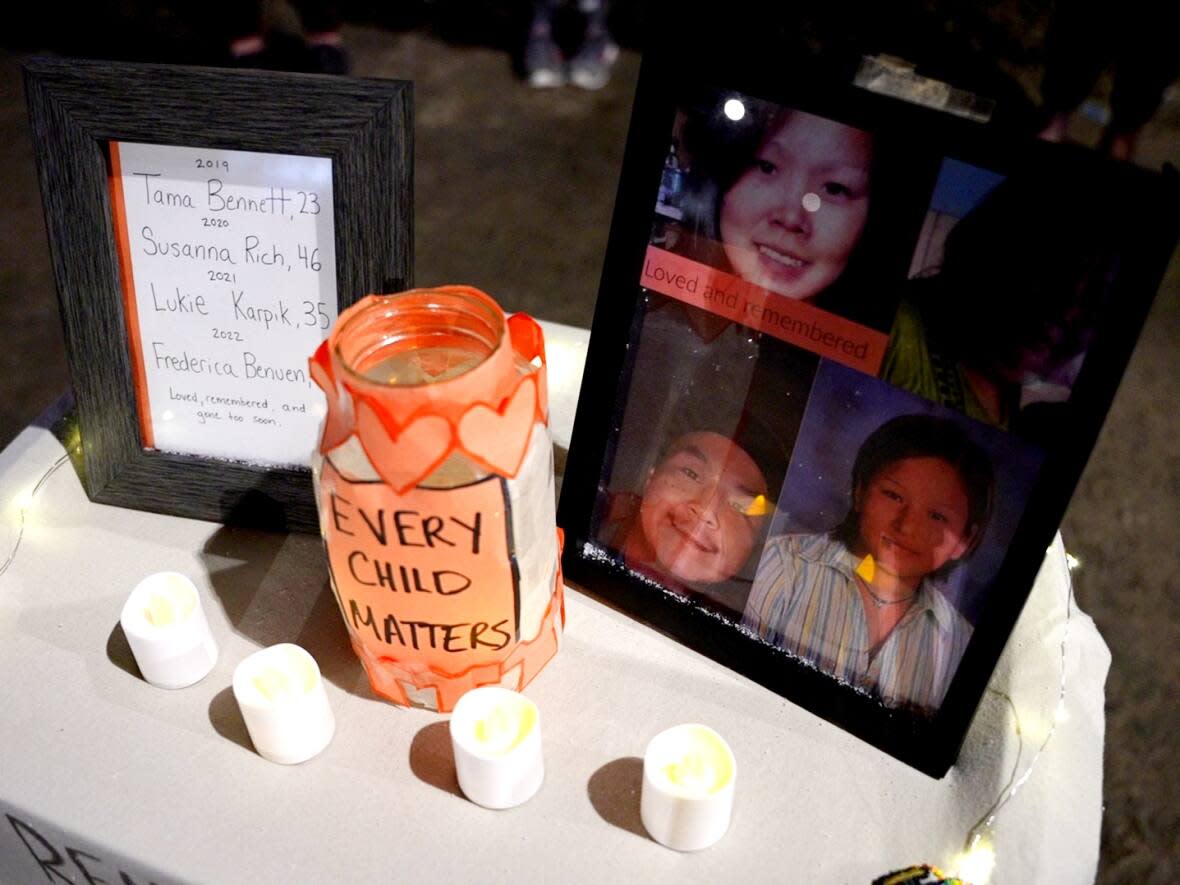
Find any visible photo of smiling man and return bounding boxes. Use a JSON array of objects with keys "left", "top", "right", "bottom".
[
  {"left": 589, "top": 297, "right": 809, "bottom": 617},
  {"left": 616, "top": 430, "right": 769, "bottom": 585},
  {"left": 596, "top": 407, "right": 790, "bottom": 616},
  {"left": 742, "top": 362, "right": 1042, "bottom": 714}
]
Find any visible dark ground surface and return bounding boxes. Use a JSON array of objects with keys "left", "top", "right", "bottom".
[{"left": 1, "top": 5, "right": 1177, "bottom": 881}]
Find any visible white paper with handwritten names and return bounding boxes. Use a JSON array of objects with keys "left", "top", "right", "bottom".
[{"left": 112, "top": 141, "right": 337, "bottom": 467}]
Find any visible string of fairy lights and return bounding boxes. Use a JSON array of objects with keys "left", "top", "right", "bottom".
[
  {"left": 2, "top": 437, "right": 1078, "bottom": 884},
  {"left": 945, "top": 556, "right": 1076, "bottom": 884},
  {"left": 0, "top": 449, "right": 74, "bottom": 579}
]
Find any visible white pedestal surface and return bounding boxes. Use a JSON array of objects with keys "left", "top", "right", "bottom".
[{"left": 0, "top": 322, "right": 1107, "bottom": 883}]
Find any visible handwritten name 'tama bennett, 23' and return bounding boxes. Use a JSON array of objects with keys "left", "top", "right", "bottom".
[{"left": 131, "top": 171, "right": 319, "bottom": 216}]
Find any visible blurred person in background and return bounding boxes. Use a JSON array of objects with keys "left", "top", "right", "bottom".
[
  {"left": 523, "top": 0, "right": 618, "bottom": 89},
  {"left": 1038, "top": 0, "right": 1180, "bottom": 161},
  {"left": 223, "top": 1, "right": 350, "bottom": 74}
]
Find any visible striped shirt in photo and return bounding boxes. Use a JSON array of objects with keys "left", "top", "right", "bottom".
[{"left": 742, "top": 533, "right": 972, "bottom": 712}]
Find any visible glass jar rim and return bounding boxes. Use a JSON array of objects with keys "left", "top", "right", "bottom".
[{"left": 333, "top": 288, "right": 506, "bottom": 388}]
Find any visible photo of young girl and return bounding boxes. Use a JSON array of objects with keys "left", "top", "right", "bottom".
[
  {"left": 743, "top": 362, "right": 1043, "bottom": 714},
  {"left": 655, "top": 89, "right": 935, "bottom": 333}
]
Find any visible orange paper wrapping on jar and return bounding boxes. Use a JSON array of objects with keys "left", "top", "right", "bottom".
[{"left": 309, "top": 286, "right": 564, "bottom": 712}]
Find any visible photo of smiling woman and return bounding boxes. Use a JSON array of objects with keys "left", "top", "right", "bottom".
[
  {"left": 654, "top": 90, "right": 933, "bottom": 332},
  {"left": 719, "top": 109, "right": 870, "bottom": 303},
  {"left": 742, "top": 363, "right": 1043, "bottom": 713}
]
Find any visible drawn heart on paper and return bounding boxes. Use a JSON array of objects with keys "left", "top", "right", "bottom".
[
  {"left": 309, "top": 345, "right": 353, "bottom": 453},
  {"left": 508, "top": 313, "right": 549, "bottom": 424},
  {"left": 355, "top": 400, "right": 454, "bottom": 495},
  {"left": 457, "top": 376, "right": 538, "bottom": 478}
]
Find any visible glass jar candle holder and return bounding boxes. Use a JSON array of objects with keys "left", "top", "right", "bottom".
[{"left": 309, "top": 286, "right": 564, "bottom": 712}]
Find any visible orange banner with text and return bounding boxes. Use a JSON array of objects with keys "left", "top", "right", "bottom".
[{"left": 641, "top": 246, "right": 888, "bottom": 375}]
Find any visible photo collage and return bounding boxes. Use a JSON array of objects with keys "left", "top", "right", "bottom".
[{"left": 590, "top": 87, "right": 1123, "bottom": 716}]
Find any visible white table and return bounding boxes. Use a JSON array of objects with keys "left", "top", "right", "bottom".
[{"left": 0, "top": 322, "right": 1108, "bottom": 883}]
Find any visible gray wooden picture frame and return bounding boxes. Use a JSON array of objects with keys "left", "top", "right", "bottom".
[{"left": 23, "top": 57, "right": 412, "bottom": 533}]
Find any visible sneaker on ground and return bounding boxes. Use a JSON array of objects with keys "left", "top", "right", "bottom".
[
  {"left": 568, "top": 35, "right": 618, "bottom": 90},
  {"left": 524, "top": 34, "right": 566, "bottom": 88}
]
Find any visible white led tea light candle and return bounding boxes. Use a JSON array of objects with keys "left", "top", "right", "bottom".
[
  {"left": 449, "top": 686, "right": 543, "bottom": 809},
  {"left": 232, "top": 643, "right": 335, "bottom": 765},
  {"left": 641, "top": 723, "right": 736, "bottom": 851},
  {"left": 119, "top": 572, "right": 218, "bottom": 689}
]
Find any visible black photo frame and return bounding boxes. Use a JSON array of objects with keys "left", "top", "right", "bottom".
[
  {"left": 24, "top": 57, "right": 411, "bottom": 533},
  {"left": 557, "top": 43, "right": 1179, "bottom": 776}
]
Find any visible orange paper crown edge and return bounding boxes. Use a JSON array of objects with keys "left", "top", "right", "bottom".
[{"left": 309, "top": 305, "right": 549, "bottom": 492}]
